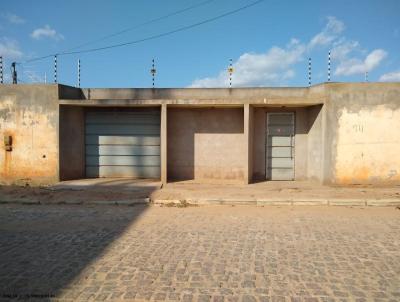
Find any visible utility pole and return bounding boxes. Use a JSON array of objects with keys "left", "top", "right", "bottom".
[
  {"left": 77, "top": 59, "right": 81, "bottom": 87},
  {"left": 328, "top": 51, "right": 331, "bottom": 82},
  {"left": 54, "top": 55, "right": 57, "bottom": 83},
  {"left": 227, "top": 59, "right": 234, "bottom": 88},
  {"left": 0, "top": 56, "right": 3, "bottom": 84},
  {"left": 150, "top": 59, "right": 156, "bottom": 88},
  {"left": 365, "top": 71, "right": 368, "bottom": 82},
  {"left": 11, "top": 62, "right": 17, "bottom": 84}
]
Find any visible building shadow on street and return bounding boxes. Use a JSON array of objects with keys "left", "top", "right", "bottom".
[{"left": 0, "top": 181, "right": 154, "bottom": 300}]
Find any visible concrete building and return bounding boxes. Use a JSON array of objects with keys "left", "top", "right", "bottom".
[{"left": 0, "top": 83, "right": 399, "bottom": 186}]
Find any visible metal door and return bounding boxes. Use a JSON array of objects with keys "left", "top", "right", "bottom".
[
  {"left": 85, "top": 109, "right": 161, "bottom": 178},
  {"left": 266, "top": 112, "right": 295, "bottom": 180}
]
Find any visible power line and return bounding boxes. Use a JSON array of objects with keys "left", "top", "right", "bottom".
[
  {"left": 19, "top": 0, "right": 265, "bottom": 64},
  {"left": 17, "top": 0, "right": 216, "bottom": 65},
  {"left": 64, "top": 0, "right": 217, "bottom": 53},
  {"left": 61, "top": 0, "right": 265, "bottom": 56}
]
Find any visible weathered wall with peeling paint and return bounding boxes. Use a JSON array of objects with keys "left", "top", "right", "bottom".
[
  {"left": 1, "top": 83, "right": 399, "bottom": 186},
  {"left": 0, "top": 85, "right": 59, "bottom": 185},
  {"left": 335, "top": 106, "right": 400, "bottom": 184},
  {"left": 324, "top": 83, "right": 400, "bottom": 185}
]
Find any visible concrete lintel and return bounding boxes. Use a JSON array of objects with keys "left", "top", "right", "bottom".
[
  {"left": 59, "top": 98, "right": 324, "bottom": 107},
  {"left": 78, "top": 87, "right": 316, "bottom": 100}
]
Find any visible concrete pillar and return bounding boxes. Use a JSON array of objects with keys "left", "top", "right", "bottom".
[
  {"left": 244, "top": 104, "right": 254, "bottom": 184},
  {"left": 161, "top": 103, "right": 167, "bottom": 185}
]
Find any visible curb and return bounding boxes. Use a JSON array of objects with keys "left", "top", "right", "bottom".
[
  {"left": 328, "top": 199, "right": 366, "bottom": 206},
  {"left": 1, "top": 198, "right": 399, "bottom": 207},
  {"left": 0, "top": 198, "right": 150, "bottom": 206},
  {"left": 1, "top": 199, "right": 41, "bottom": 205},
  {"left": 367, "top": 199, "right": 400, "bottom": 206},
  {"left": 152, "top": 198, "right": 400, "bottom": 207},
  {"left": 85, "top": 198, "right": 150, "bottom": 205}
]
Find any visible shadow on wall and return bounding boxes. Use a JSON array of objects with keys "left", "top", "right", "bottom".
[
  {"left": 252, "top": 105, "right": 323, "bottom": 182},
  {"left": 0, "top": 189, "right": 155, "bottom": 298},
  {"left": 60, "top": 106, "right": 161, "bottom": 180},
  {"left": 167, "top": 107, "right": 244, "bottom": 182}
]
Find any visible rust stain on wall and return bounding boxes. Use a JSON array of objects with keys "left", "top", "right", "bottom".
[
  {"left": 337, "top": 166, "right": 370, "bottom": 184},
  {"left": 0, "top": 92, "right": 59, "bottom": 185},
  {"left": 335, "top": 106, "right": 400, "bottom": 184},
  {"left": 4, "top": 150, "right": 12, "bottom": 177}
]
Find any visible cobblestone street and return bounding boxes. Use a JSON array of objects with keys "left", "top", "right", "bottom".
[{"left": 0, "top": 204, "right": 399, "bottom": 301}]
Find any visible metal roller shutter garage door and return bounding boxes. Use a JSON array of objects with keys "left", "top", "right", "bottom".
[{"left": 85, "top": 109, "right": 161, "bottom": 178}]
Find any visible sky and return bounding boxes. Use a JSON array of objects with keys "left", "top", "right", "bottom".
[{"left": 1, "top": 0, "right": 400, "bottom": 88}]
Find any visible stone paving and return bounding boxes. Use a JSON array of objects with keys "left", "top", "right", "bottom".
[{"left": 0, "top": 204, "right": 399, "bottom": 301}]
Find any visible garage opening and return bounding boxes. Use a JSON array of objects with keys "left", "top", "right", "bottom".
[
  {"left": 85, "top": 108, "right": 161, "bottom": 179},
  {"left": 167, "top": 107, "right": 245, "bottom": 183},
  {"left": 251, "top": 105, "right": 323, "bottom": 182}
]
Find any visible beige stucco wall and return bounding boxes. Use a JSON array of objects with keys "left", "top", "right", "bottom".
[
  {"left": 323, "top": 83, "right": 400, "bottom": 185},
  {"left": 1, "top": 83, "right": 398, "bottom": 186},
  {"left": 0, "top": 85, "right": 59, "bottom": 185},
  {"left": 307, "top": 105, "right": 324, "bottom": 181},
  {"left": 335, "top": 105, "right": 400, "bottom": 184},
  {"left": 167, "top": 107, "right": 245, "bottom": 183}
]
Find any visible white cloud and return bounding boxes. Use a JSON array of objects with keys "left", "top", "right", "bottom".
[
  {"left": 22, "top": 69, "right": 46, "bottom": 83},
  {"left": 190, "top": 43, "right": 305, "bottom": 87},
  {"left": 3, "top": 72, "right": 11, "bottom": 83},
  {"left": 330, "top": 36, "right": 387, "bottom": 77},
  {"left": 308, "top": 16, "right": 345, "bottom": 49},
  {"left": 0, "top": 38, "right": 23, "bottom": 59},
  {"left": 379, "top": 71, "right": 400, "bottom": 82},
  {"left": 189, "top": 15, "right": 388, "bottom": 87},
  {"left": 190, "top": 17, "right": 344, "bottom": 88},
  {"left": 3, "top": 13, "right": 25, "bottom": 24},
  {"left": 335, "top": 49, "right": 387, "bottom": 76},
  {"left": 30, "top": 25, "right": 64, "bottom": 41},
  {"left": 330, "top": 40, "right": 359, "bottom": 60}
]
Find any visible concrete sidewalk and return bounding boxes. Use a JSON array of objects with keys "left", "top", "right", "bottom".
[
  {"left": 0, "top": 178, "right": 161, "bottom": 205},
  {"left": 151, "top": 180, "right": 400, "bottom": 207},
  {"left": 0, "top": 179, "right": 400, "bottom": 206}
]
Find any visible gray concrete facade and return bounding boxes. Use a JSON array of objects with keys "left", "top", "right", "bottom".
[
  {"left": 1, "top": 82, "right": 399, "bottom": 186},
  {"left": 59, "top": 105, "right": 85, "bottom": 180}
]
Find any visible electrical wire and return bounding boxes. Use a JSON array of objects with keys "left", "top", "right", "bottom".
[
  {"left": 18, "top": 0, "right": 265, "bottom": 64},
  {"left": 64, "top": 0, "right": 217, "bottom": 52},
  {"left": 16, "top": 0, "right": 216, "bottom": 65}
]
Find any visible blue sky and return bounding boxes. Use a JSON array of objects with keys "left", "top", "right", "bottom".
[{"left": 1, "top": 0, "right": 399, "bottom": 87}]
